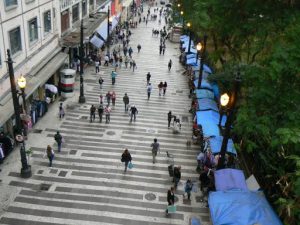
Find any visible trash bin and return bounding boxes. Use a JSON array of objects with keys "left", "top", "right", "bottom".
[
  {"left": 168, "top": 165, "right": 174, "bottom": 177},
  {"left": 60, "top": 69, "right": 76, "bottom": 98}
]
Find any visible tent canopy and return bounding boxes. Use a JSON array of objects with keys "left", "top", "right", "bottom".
[
  {"left": 195, "top": 89, "right": 214, "bottom": 99},
  {"left": 209, "top": 135, "right": 237, "bottom": 155},
  {"left": 193, "top": 79, "right": 213, "bottom": 90},
  {"left": 208, "top": 191, "right": 283, "bottom": 225},
  {"left": 193, "top": 62, "right": 213, "bottom": 74},
  {"left": 196, "top": 110, "right": 226, "bottom": 127},
  {"left": 214, "top": 169, "right": 247, "bottom": 191},
  {"left": 90, "top": 35, "right": 104, "bottom": 48},
  {"left": 96, "top": 19, "right": 108, "bottom": 40},
  {"left": 197, "top": 98, "right": 218, "bottom": 112}
]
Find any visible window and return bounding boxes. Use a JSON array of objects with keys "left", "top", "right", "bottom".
[
  {"left": 28, "top": 18, "right": 38, "bottom": 43},
  {"left": 82, "top": 0, "right": 87, "bottom": 16},
  {"left": 43, "top": 10, "right": 52, "bottom": 33},
  {"left": 72, "top": 4, "right": 79, "bottom": 23},
  {"left": 9, "top": 27, "right": 22, "bottom": 55},
  {"left": 5, "top": 0, "right": 18, "bottom": 7}
]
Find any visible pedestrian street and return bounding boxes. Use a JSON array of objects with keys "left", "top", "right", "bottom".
[{"left": 0, "top": 5, "right": 211, "bottom": 225}]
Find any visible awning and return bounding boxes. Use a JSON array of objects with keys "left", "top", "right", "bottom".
[
  {"left": 193, "top": 79, "right": 213, "bottom": 90},
  {"left": 111, "top": 17, "right": 119, "bottom": 30},
  {"left": 197, "top": 98, "right": 218, "bottom": 111},
  {"left": 215, "top": 169, "right": 247, "bottom": 191},
  {"left": 0, "top": 51, "right": 68, "bottom": 127},
  {"left": 90, "top": 35, "right": 105, "bottom": 48},
  {"left": 196, "top": 110, "right": 227, "bottom": 127},
  {"left": 195, "top": 89, "right": 214, "bottom": 99},
  {"left": 96, "top": 19, "right": 108, "bottom": 40}
]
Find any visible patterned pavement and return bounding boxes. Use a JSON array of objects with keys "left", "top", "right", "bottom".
[{"left": 0, "top": 5, "right": 211, "bottom": 225}]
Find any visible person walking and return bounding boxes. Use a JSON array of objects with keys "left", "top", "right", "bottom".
[
  {"left": 158, "top": 81, "right": 163, "bottom": 96},
  {"left": 129, "top": 105, "right": 138, "bottom": 122},
  {"left": 123, "top": 93, "right": 129, "bottom": 112},
  {"left": 183, "top": 179, "right": 193, "bottom": 200},
  {"left": 168, "top": 111, "right": 172, "bottom": 128},
  {"left": 106, "top": 92, "right": 111, "bottom": 105},
  {"left": 121, "top": 148, "right": 132, "bottom": 172},
  {"left": 162, "top": 44, "right": 166, "bottom": 55},
  {"left": 111, "top": 91, "right": 116, "bottom": 106},
  {"left": 166, "top": 187, "right": 175, "bottom": 215},
  {"left": 58, "top": 102, "right": 65, "bottom": 119},
  {"left": 147, "top": 83, "right": 152, "bottom": 100},
  {"left": 163, "top": 81, "right": 168, "bottom": 96},
  {"left": 104, "top": 55, "right": 109, "bottom": 66},
  {"left": 45, "top": 145, "right": 54, "bottom": 167},
  {"left": 159, "top": 44, "right": 162, "bottom": 55},
  {"left": 95, "top": 59, "right": 100, "bottom": 73},
  {"left": 146, "top": 72, "right": 151, "bottom": 85},
  {"left": 54, "top": 131, "right": 63, "bottom": 152},
  {"left": 151, "top": 138, "right": 160, "bottom": 164},
  {"left": 98, "top": 77, "right": 104, "bottom": 89},
  {"left": 137, "top": 44, "right": 141, "bottom": 53},
  {"left": 124, "top": 56, "right": 129, "bottom": 68},
  {"left": 132, "top": 60, "right": 137, "bottom": 72},
  {"left": 90, "top": 105, "right": 96, "bottom": 122},
  {"left": 173, "top": 166, "right": 181, "bottom": 188},
  {"left": 168, "top": 59, "right": 172, "bottom": 71},
  {"left": 98, "top": 102, "right": 104, "bottom": 123},
  {"left": 111, "top": 71, "right": 117, "bottom": 85},
  {"left": 104, "top": 105, "right": 111, "bottom": 123},
  {"left": 128, "top": 47, "right": 133, "bottom": 57},
  {"left": 99, "top": 94, "right": 104, "bottom": 104},
  {"left": 119, "top": 56, "right": 123, "bottom": 68}
]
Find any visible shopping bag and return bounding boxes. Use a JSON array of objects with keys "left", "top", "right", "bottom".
[
  {"left": 167, "top": 205, "right": 176, "bottom": 213},
  {"left": 128, "top": 162, "right": 133, "bottom": 169}
]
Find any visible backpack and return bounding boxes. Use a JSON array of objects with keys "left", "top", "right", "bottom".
[{"left": 98, "top": 105, "right": 104, "bottom": 113}]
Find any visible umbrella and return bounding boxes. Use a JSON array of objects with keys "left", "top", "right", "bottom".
[{"left": 45, "top": 84, "right": 58, "bottom": 94}]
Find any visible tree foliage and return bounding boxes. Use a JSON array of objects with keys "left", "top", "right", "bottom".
[{"left": 176, "top": 0, "right": 300, "bottom": 223}]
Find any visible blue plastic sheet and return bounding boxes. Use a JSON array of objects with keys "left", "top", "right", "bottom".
[
  {"left": 196, "top": 110, "right": 226, "bottom": 127},
  {"left": 212, "top": 83, "right": 220, "bottom": 100},
  {"left": 200, "top": 122, "right": 220, "bottom": 137},
  {"left": 192, "top": 62, "right": 213, "bottom": 74},
  {"left": 193, "top": 79, "right": 213, "bottom": 90},
  {"left": 184, "top": 47, "right": 197, "bottom": 54},
  {"left": 214, "top": 169, "right": 247, "bottom": 191},
  {"left": 208, "top": 191, "right": 283, "bottom": 225},
  {"left": 197, "top": 98, "right": 218, "bottom": 112},
  {"left": 186, "top": 57, "right": 198, "bottom": 66},
  {"left": 195, "top": 89, "right": 214, "bottom": 99},
  {"left": 186, "top": 54, "right": 196, "bottom": 59},
  {"left": 209, "top": 136, "right": 237, "bottom": 155}
]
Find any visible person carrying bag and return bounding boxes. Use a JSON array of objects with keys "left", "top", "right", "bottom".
[{"left": 121, "top": 148, "right": 132, "bottom": 172}]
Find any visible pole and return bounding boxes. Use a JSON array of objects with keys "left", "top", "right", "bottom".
[
  {"left": 21, "top": 88, "right": 26, "bottom": 113},
  {"left": 217, "top": 72, "right": 241, "bottom": 170},
  {"left": 197, "top": 35, "right": 208, "bottom": 89},
  {"left": 6, "top": 49, "right": 31, "bottom": 178},
  {"left": 107, "top": 6, "right": 110, "bottom": 55},
  {"left": 187, "top": 30, "right": 191, "bottom": 53},
  {"left": 78, "top": 19, "right": 86, "bottom": 103}
]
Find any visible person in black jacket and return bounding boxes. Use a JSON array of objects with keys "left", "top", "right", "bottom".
[
  {"left": 173, "top": 166, "right": 181, "bottom": 188},
  {"left": 166, "top": 187, "right": 175, "bottom": 215},
  {"left": 167, "top": 111, "right": 172, "bottom": 128},
  {"left": 121, "top": 148, "right": 132, "bottom": 172}
]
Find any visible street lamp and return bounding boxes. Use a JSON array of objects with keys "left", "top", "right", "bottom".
[
  {"left": 6, "top": 49, "right": 32, "bottom": 178},
  {"left": 186, "top": 22, "right": 192, "bottom": 53},
  {"left": 217, "top": 72, "right": 241, "bottom": 170},
  {"left": 196, "top": 42, "right": 202, "bottom": 64},
  {"left": 180, "top": 11, "right": 183, "bottom": 15},
  {"left": 218, "top": 93, "right": 230, "bottom": 126},
  {"left": 197, "top": 35, "right": 208, "bottom": 89},
  {"left": 177, "top": 3, "right": 181, "bottom": 7},
  {"left": 78, "top": 19, "right": 86, "bottom": 103},
  {"left": 17, "top": 75, "right": 27, "bottom": 113}
]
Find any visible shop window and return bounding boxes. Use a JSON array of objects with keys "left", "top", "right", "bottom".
[
  {"left": 82, "top": 0, "right": 87, "bottom": 16},
  {"left": 5, "top": 0, "right": 18, "bottom": 8},
  {"left": 43, "top": 10, "right": 52, "bottom": 33},
  {"left": 9, "top": 27, "right": 22, "bottom": 55},
  {"left": 28, "top": 17, "right": 38, "bottom": 43},
  {"left": 72, "top": 4, "right": 79, "bottom": 23}
]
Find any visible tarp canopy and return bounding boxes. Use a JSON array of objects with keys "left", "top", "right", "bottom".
[
  {"left": 210, "top": 135, "right": 237, "bottom": 155},
  {"left": 208, "top": 191, "right": 283, "bottom": 225},
  {"left": 212, "top": 82, "right": 220, "bottom": 100},
  {"left": 184, "top": 46, "right": 197, "bottom": 54},
  {"left": 193, "top": 79, "right": 213, "bottom": 90},
  {"left": 111, "top": 17, "right": 119, "bottom": 30},
  {"left": 90, "top": 35, "right": 104, "bottom": 48},
  {"left": 196, "top": 110, "right": 226, "bottom": 127},
  {"left": 96, "top": 19, "right": 108, "bottom": 40},
  {"left": 193, "top": 62, "right": 213, "bottom": 74},
  {"left": 186, "top": 57, "right": 198, "bottom": 65},
  {"left": 186, "top": 54, "right": 196, "bottom": 60},
  {"left": 195, "top": 89, "right": 214, "bottom": 99},
  {"left": 200, "top": 122, "right": 220, "bottom": 137},
  {"left": 182, "top": 40, "right": 194, "bottom": 48},
  {"left": 215, "top": 169, "right": 247, "bottom": 191},
  {"left": 180, "top": 35, "right": 189, "bottom": 40},
  {"left": 197, "top": 98, "right": 219, "bottom": 112}
]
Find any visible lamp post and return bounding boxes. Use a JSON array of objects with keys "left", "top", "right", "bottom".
[
  {"left": 218, "top": 93, "right": 230, "bottom": 127},
  {"left": 6, "top": 49, "right": 31, "bottom": 178},
  {"left": 78, "top": 19, "right": 86, "bottom": 103},
  {"left": 17, "top": 75, "right": 27, "bottom": 113},
  {"left": 197, "top": 35, "right": 208, "bottom": 89},
  {"left": 107, "top": 6, "right": 111, "bottom": 55},
  {"left": 217, "top": 72, "right": 241, "bottom": 170},
  {"left": 186, "top": 22, "right": 191, "bottom": 53},
  {"left": 180, "top": 11, "right": 184, "bottom": 25}
]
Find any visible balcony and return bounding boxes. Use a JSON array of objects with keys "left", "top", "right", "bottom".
[{"left": 60, "top": 0, "right": 81, "bottom": 12}]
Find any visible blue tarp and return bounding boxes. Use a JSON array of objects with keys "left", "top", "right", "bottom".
[
  {"left": 193, "top": 79, "right": 213, "bottom": 90},
  {"left": 186, "top": 57, "right": 197, "bottom": 65},
  {"left": 192, "top": 61, "right": 213, "bottom": 74},
  {"left": 96, "top": 19, "right": 108, "bottom": 40},
  {"left": 215, "top": 169, "right": 247, "bottom": 191},
  {"left": 197, "top": 98, "right": 219, "bottom": 112},
  {"left": 184, "top": 47, "right": 197, "bottom": 54},
  {"left": 186, "top": 54, "right": 196, "bottom": 59},
  {"left": 212, "top": 83, "right": 220, "bottom": 100},
  {"left": 210, "top": 135, "right": 237, "bottom": 155},
  {"left": 195, "top": 89, "right": 214, "bottom": 99},
  {"left": 196, "top": 110, "right": 226, "bottom": 127},
  {"left": 180, "top": 35, "right": 189, "bottom": 40},
  {"left": 199, "top": 121, "right": 220, "bottom": 137},
  {"left": 208, "top": 191, "right": 283, "bottom": 225}
]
